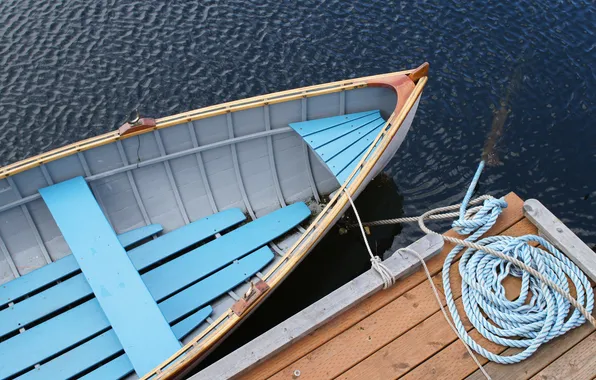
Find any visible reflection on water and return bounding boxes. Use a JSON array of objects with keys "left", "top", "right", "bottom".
[{"left": 482, "top": 62, "right": 525, "bottom": 166}]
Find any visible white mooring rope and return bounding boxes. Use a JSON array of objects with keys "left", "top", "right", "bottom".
[
  {"left": 344, "top": 161, "right": 595, "bottom": 380},
  {"left": 343, "top": 188, "right": 395, "bottom": 289}
]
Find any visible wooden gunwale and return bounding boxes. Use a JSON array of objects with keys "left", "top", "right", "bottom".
[
  {"left": 0, "top": 69, "right": 412, "bottom": 179},
  {"left": 143, "top": 73, "right": 428, "bottom": 379}
]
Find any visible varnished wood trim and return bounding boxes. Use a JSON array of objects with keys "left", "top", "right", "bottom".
[
  {"left": 366, "top": 74, "right": 416, "bottom": 119},
  {"left": 407, "top": 62, "right": 430, "bottom": 83}
]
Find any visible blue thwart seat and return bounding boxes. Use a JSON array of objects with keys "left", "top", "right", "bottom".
[
  {"left": 0, "top": 176, "right": 310, "bottom": 379},
  {"left": 39, "top": 177, "right": 181, "bottom": 376},
  {"left": 18, "top": 306, "right": 213, "bottom": 380},
  {"left": 289, "top": 110, "right": 387, "bottom": 184}
]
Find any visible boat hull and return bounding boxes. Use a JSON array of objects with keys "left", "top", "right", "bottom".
[{"left": 0, "top": 66, "right": 428, "bottom": 379}]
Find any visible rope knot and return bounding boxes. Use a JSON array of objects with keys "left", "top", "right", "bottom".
[
  {"left": 453, "top": 197, "right": 508, "bottom": 235},
  {"left": 370, "top": 255, "right": 395, "bottom": 289}
]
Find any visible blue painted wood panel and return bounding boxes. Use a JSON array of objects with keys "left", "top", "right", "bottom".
[
  {"left": 289, "top": 110, "right": 386, "bottom": 185},
  {"left": 170, "top": 306, "right": 213, "bottom": 339},
  {"left": 0, "top": 274, "right": 91, "bottom": 339},
  {"left": 0, "top": 208, "right": 245, "bottom": 339},
  {"left": 315, "top": 119, "right": 384, "bottom": 162},
  {"left": 128, "top": 208, "right": 246, "bottom": 271},
  {"left": 18, "top": 306, "right": 212, "bottom": 380},
  {"left": 0, "top": 223, "right": 164, "bottom": 308},
  {"left": 160, "top": 246, "right": 273, "bottom": 322},
  {"left": 79, "top": 355, "right": 133, "bottom": 380},
  {"left": 0, "top": 247, "right": 272, "bottom": 378},
  {"left": 291, "top": 110, "right": 377, "bottom": 136},
  {"left": 330, "top": 124, "right": 384, "bottom": 184},
  {"left": 304, "top": 113, "right": 382, "bottom": 149},
  {"left": 79, "top": 247, "right": 271, "bottom": 379},
  {"left": 0, "top": 255, "right": 79, "bottom": 308},
  {"left": 117, "top": 223, "right": 163, "bottom": 248},
  {"left": 143, "top": 202, "right": 310, "bottom": 302},
  {"left": 39, "top": 177, "right": 180, "bottom": 376},
  {"left": 0, "top": 300, "right": 110, "bottom": 379}
]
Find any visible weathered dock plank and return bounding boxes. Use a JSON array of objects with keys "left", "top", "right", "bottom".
[{"left": 529, "top": 331, "right": 596, "bottom": 380}]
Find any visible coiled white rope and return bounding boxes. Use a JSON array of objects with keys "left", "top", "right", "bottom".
[{"left": 344, "top": 161, "right": 595, "bottom": 379}]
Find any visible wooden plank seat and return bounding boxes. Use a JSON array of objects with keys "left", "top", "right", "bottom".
[
  {"left": 0, "top": 223, "right": 163, "bottom": 309},
  {"left": 25, "top": 249, "right": 275, "bottom": 380},
  {"left": 4, "top": 249, "right": 273, "bottom": 380},
  {"left": 117, "top": 223, "right": 163, "bottom": 248},
  {"left": 0, "top": 177, "right": 310, "bottom": 379},
  {"left": 19, "top": 306, "right": 213, "bottom": 380},
  {"left": 0, "top": 207, "right": 247, "bottom": 339},
  {"left": 289, "top": 110, "right": 387, "bottom": 184}
]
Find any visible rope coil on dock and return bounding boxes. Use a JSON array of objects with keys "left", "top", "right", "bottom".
[{"left": 346, "top": 160, "right": 595, "bottom": 376}]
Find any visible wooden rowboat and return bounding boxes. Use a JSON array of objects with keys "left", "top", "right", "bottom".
[{"left": 0, "top": 63, "right": 428, "bottom": 380}]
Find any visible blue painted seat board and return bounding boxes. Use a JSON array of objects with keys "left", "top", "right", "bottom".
[
  {"left": 0, "top": 208, "right": 245, "bottom": 339},
  {"left": 117, "top": 223, "right": 163, "bottom": 248},
  {"left": 160, "top": 246, "right": 273, "bottom": 323},
  {"left": 0, "top": 247, "right": 273, "bottom": 379},
  {"left": 0, "top": 274, "right": 91, "bottom": 339},
  {"left": 315, "top": 118, "right": 384, "bottom": 163},
  {"left": 127, "top": 208, "right": 246, "bottom": 271},
  {"left": 289, "top": 110, "right": 387, "bottom": 185},
  {"left": 0, "top": 178, "right": 299, "bottom": 378},
  {"left": 291, "top": 110, "right": 377, "bottom": 136},
  {"left": 0, "top": 224, "right": 163, "bottom": 308},
  {"left": 0, "top": 299, "right": 110, "bottom": 379},
  {"left": 328, "top": 124, "right": 384, "bottom": 184},
  {"left": 79, "top": 355, "right": 133, "bottom": 380},
  {"left": 142, "top": 202, "right": 310, "bottom": 302},
  {"left": 18, "top": 306, "right": 212, "bottom": 380},
  {"left": 39, "top": 177, "right": 180, "bottom": 376},
  {"left": 78, "top": 304, "right": 215, "bottom": 380},
  {"left": 304, "top": 112, "right": 382, "bottom": 150},
  {"left": 170, "top": 305, "right": 213, "bottom": 339}
]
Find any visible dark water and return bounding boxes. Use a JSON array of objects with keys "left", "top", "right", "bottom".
[{"left": 2, "top": 0, "right": 596, "bottom": 371}]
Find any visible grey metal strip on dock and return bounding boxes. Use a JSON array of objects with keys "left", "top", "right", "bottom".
[
  {"left": 524, "top": 198, "right": 596, "bottom": 282},
  {"left": 191, "top": 234, "right": 444, "bottom": 380}
]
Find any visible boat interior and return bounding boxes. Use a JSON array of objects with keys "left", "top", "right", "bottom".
[{"left": 0, "top": 83, "right": 403, "bottom": 379}]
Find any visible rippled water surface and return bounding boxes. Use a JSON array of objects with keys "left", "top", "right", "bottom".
[{"left": 1, "top": 0, "right": 595, "bottom": 367}]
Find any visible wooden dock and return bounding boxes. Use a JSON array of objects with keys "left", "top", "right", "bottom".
[{"left": 193, "top": 193, "right": 596, "bottom": 380}]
